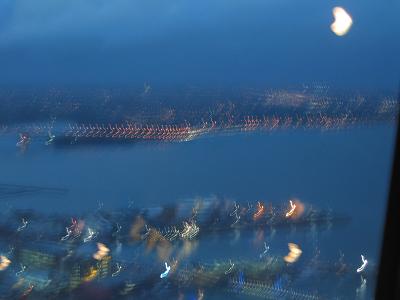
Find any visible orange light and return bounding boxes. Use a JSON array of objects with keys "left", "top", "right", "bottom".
[
  {"left": 93, "top": 243, "right": 109, "bottom": 260},
  {"left": 284, "top": 243, "right": 302, "bottom": 263},
  {"left": 285, "top": 199, "right": 305, "bottom": 219},
  {"left": 253, "top": 202, "right": 265, "bottom": 220},
  {"left": 83, "top": 266, "right": 98, "bottom": 282},
  {"left": 0, "top": 255, "right": 11, "bottom": 271}
]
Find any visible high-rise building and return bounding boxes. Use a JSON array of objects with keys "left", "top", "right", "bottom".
[
  {"left": 69, "top": 264, "right": 81, "bottom": 290},
  {"left": 97, "top": 255, "right": 111, "bottom": 279}
]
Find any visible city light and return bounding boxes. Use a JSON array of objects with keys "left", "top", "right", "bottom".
[
  {"left": 356, "top": 255, "right": 368, "bottom": 273},
  {"left": 284, "top": 243, "right": 302, "bottom": 263},
  {"left": 0, "top": 255, "right": 11, "bottom": 271},
  {"left": 285, "top": 200, "right": 297, "bottom": 218},
  {"left": 93, "top": 243, "right": 109, "bottom": 260},
  {"left": 253, "top": 202, "right": 265, "bottom": 220},
  {"left": 160, "top": 262, "right": 171, "bottom": 278}
]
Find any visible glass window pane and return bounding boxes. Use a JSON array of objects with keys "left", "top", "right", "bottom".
[{"left": 0, "top": 1, "right": 398, "bottom": 299}]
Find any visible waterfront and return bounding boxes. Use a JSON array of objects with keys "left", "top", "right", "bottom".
[{"left": 0, "top": 125, "right": 396, "bottom": 299}]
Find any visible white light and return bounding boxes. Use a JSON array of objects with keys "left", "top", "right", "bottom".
[
  {"left": 285, "top": 200, "right": 296, "bottom": 217},
  {"left": 356, "top": 255, "right": 368, "bottom": 273},
  {"left": 331, "top": 7, "right": 353, "bottom": 36}
]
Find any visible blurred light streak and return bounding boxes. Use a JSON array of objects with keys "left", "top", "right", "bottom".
[
  {"left": 83, "top": 228, "right": 97, "bottom": 243},
  {"left": 259, "top": 242, "right": 270, "bottom": 258},
  {"left": 83, "top": 266, "right": 98, "bottom": 282},
  {"left": 180, "top": 221, "right": 199, "bottom": 240},
  {"left": 16, "top": 133, "right": 30, "bottom": 148},
  {"left": 224, "top": 259, "right": 235, "bottom": 275},
  {"left": 0, "top": 255, "right": 11, "bottom": 271},
  {"left": 285, "top": 199, "right": 305, "bottom": 219},
  {"left": 70, "top": 218, "right": 84, "bottom": 237},
  {"left": 198, "top": 289, "right": 204, "bottom": 300},
  {"left": 112, "top": 263, "right": 122, "bottom": 277},
  {"left": 356, "top": 276, "right": 367, "bottom": 298},
  {"left": 93, "top": 243, "right": 109, "bottom": 260},
  {"left": 17, "top": 218, "right": 28, "bottom": 232},
  {"left": 22, "top": 283, "right": 34, "bottom": 297},
  {"left": 284, "top": 243, "right": 302, "bottom": 263},
  {"left": 285, "top": 200, "right": 296, "bottom": 218},
  {"left": 15, "top": 264, "right": 26, "bottom": 276},
  {"left": 160, "top": 262, "right": 171, "bottom": 278},
  {"left": 356, "top": 255, "right": 368, "bottom": 273},
  {"left": 61, "top": 227, "right": 72, "bottom": 241},
  {"left": 253, "top": 201, "right": 265, "bottom": 220}
]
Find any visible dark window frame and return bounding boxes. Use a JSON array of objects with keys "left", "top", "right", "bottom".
[{"left": 376, "top": 86, "right": 400, "bottom": 299}]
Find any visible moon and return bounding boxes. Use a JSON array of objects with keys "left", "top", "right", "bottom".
[{"left": 331, "top": 7, "right": 353, "bottom": 36}]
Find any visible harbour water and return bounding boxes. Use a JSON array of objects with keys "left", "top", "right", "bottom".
[{"left": 0, "top": 124, "right": 396, "bottom": 299}]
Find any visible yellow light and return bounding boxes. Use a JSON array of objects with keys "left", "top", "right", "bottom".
[
  {"left": 83, "top": 266, "right": 98, "bottom": 282},
  {"left": 0, "top": 255, "right": 11, "bottom": 271},
  {"left": 93, "top": 243, "right": 109, "bottom": 260},
  {"left": 284, "top": 243, "right": 302, "bottom": 263},
  {"left": 331, "top": 7, "right": 353, "bottom": 36}
]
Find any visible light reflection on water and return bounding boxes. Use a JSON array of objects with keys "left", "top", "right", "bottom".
[{"left": 0, "top": 125, "right": 396, "bottom": 298}]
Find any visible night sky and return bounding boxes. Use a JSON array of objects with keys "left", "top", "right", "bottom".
[{"left": 0, "top": 0, "right": 399, "bottom": 88}]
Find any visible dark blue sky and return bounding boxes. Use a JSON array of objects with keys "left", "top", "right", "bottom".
[{"left": 0, "top": 0, "right": 399, "bottom": 88}]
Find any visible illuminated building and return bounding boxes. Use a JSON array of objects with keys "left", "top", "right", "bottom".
[
  {"left": 19, "top": 249, "right": 56, "bottom": 270},
  {"left": 97, "top": 255, "right": 111, "bottom": 279},
  {"left": 69, "top": 263, "right": 81, "bottom": 290}
]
